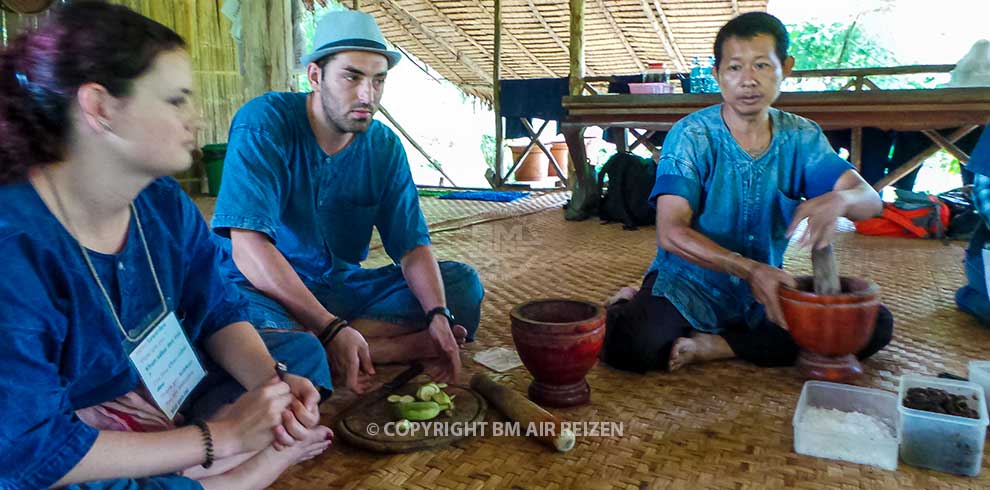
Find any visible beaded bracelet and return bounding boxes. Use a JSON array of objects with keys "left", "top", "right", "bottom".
[
  {"left": 318, "top": 317, "right": 349, "bottom": 347},
  {"left": 191, "top": 419, "right": 214, "bottom": 469}
]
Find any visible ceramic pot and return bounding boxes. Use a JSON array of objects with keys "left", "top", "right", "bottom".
[
  {"left": 510, "top": 145, "right": 549, "bottom": 182},
  {"left": 548, "top": 143, "right": 569, "bottom": 178}
]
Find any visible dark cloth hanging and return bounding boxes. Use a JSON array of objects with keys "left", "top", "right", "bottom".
[{"left": 499, "top": 77, "right": 570, "bottom": 139}]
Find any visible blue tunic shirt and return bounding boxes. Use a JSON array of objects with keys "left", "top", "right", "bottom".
[
  {"left": 960, "top": 123, "right": 990, "bottom": 301},
  {"left": 648, "top": 105, "right": 854, "bottom": 332},
  {"left": 211, "top": 92, "right": 431, "bottom": 287},
  {"left": 0, "top": 178, "right": 247, "bottom": 489}
]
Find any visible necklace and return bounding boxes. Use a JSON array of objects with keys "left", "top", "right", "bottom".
[{"left": 42, "top": 170, "right": 168, "bottom": 342}]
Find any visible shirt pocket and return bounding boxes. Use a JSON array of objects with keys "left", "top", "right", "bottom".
[
  {"left": 772, "top": 191, "right": 802, "bottom": 240},
  {"left": 317, "top": 200, "right": 379, "bottom": 264}
]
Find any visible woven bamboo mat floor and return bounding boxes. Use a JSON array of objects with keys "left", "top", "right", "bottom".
[
  {"left": 270, "top": 209, "right": 990, "bottom": 490},
  {"left": 191, "top": 191, "right": 570, "bottom": 231}
]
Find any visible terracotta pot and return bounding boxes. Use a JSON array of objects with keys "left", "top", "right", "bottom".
[
  {"left": 548, "top": 143, "right": 570, "bottom": 178},
  {"left": 510, "top": 145, "right": 549, "bottom": 182},
  {"left": 510, "top": 299, "right": 605, "bottom": 407},
  {"left": 779, "top": 276, "right": 880, "bottom": 381}
]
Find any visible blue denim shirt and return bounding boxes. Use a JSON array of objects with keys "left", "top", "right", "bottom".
[
  {"left": 648, "top": 105, "right": 854, "bottom": 332},
  {"left": 211, "top": 92, "right": 431, "bottom": 287},
  {"left": 0, "top": 178, "right": 247, "bottom": 489},
  {"left": 963, "top": 124, "right": 990, "bottom": 275}
]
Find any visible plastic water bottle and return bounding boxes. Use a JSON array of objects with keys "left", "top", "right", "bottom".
[
  {"left": 689, "top": 57, "right": 701, "bottom": 93},
  {"left": 707, "top": 56, "right": 719, "bottom": 93},
  {"left": 699, "top": 57, "right": 712, "bottom": 93}
]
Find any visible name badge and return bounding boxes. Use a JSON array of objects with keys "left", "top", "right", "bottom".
[{"left": 128, "top": 311, "right": 206, "bottom": 420}]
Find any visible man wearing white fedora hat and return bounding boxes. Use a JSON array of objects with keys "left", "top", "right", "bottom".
[{"left": 211, "top": 10, "right": 484, "bottom": 394}]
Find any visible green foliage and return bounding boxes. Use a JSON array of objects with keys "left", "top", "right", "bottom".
[
  {"left": 785, "top": 21, "right": 917, "bottom": 90},
  {"left": 788, "top": 22, "right": 898, "bottom": 70},
  {"left": 480, "top": 134, "right": 496, "bottom": 171},
  {"left": 294, "top": 1, "right": 348, "bottom": 91}
]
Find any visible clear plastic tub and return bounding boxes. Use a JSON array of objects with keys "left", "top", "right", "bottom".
[
  {"left": 628, "top": 82, "right": 672, "bottom": 94},
  {"left": 898, "top": 374, "right": 989, "bottom": 476},
  {"left": 792, "top": 381, "right": 900, "bottom": 470},
  {"left": 969, "top": 361, "right": 990, "bottom": 408}
]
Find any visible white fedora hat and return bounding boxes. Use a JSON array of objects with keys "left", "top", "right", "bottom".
[{"left": 302, "top": 10, "right": 401, "bottom": 68}]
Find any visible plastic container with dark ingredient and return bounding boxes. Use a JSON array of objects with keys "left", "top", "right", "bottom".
[{"left": 898, "top": 374, "right": 988, "bottom": 476}]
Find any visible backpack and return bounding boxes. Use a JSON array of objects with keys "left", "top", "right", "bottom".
[
  {"left": 597, "top": 152, "right": 657, "bottom": 230},
  {"left": 937, "top": 186, "right": 981, "bottom": 241},
  {"left": 855, "top": 189, "right": 950, "bottom": 239}
]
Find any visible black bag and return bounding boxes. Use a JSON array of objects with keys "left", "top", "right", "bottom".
[
  {"left": 597, "top": 152, "right": 657, "bottom": 229},
  {"left": 937, "top": 186, "right": 980, "bottom": 241}
]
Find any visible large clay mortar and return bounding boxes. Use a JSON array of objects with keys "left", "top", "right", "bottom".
[
  {"left": 779, "top": 275, "right": 880, "bottom": 382},
  {"left": 510, "top": 299, "right": 605, "bottom": 407}
]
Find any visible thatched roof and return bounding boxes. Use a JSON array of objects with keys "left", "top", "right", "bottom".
[{"left": 363, "top": 0, "right": 768, "bottom": 100}]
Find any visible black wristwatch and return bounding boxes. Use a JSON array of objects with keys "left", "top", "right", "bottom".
[{"left": 425, "top": 306, "right": 455, "bottom": 326}]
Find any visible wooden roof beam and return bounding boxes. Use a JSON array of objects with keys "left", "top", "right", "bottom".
[
  {"left": 377, "top": 0, "right": 491, "bottom": 83},
  {"left": 415, "top": 0, "right": 522, "bottom": 79},
  {"left": 638, "top": 0, "right": 682, "bottom": 72},
  {"left": 374, "top": 2, "right": 471, "bottom": 86},
  {"left": 651, "top": 0, "right": 687, "bottom": 71},
  {"left": 594, "top": 0, "right": 645, "bottom": 73},
  {"left": 473, "top": 1, "right": 558, "bottom": 77},
  {"left": 525, "top": 0, "right": 596, "bottom": 76}
]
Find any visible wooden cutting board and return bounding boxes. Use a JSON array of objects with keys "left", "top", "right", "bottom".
[{"left": 335, "top": 383, "right": 487, "bottom": 453}]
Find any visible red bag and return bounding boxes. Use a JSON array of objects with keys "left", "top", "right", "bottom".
[{"left": 855, "top": 195, "right": 949, "bottom": 238}]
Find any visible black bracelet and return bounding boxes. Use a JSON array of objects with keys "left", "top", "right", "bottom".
[
  {"left": 191, "top": 419, "right": 214, "bottom": 469},
  {"left": 425, "top": 306, "right": 455, "bottom": 326},
  {"left": 318, "top": 318, "right": 349, "bottom": 346}
]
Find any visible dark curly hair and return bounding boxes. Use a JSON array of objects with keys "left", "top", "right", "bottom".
[{"left": 0, "top": 1, "right": 185, "bottom": 183}]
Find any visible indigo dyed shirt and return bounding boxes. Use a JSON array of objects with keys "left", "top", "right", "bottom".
[
  {"left": 648, "top": 105, "right": 854, "bottom": 332},
  {"left": 966, "top": 123, "right": 990, "bottom": 218},
  {"left": 962, "top": 123, "right": 990, "bottom": 284},
  {"left": 211, "top": 92, "right": 430, "bottom": 287},
  {"left": 0, "top": 178, "right": 247, "bottom": 489}
]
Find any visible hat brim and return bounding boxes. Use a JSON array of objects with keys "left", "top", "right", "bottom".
[{"left": 302, "top": 46, "right": 401, "bottom": 69}]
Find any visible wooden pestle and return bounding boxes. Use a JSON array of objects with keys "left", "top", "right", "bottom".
[
  {"left": 812, "top": 244, "right": 841, "bottom": 295},
  {"left": 470, "top": 373, "right": 575, "bottom": 452}
]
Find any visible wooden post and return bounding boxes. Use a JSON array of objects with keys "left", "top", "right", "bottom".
[
  {"left": 378, "top": 106, "right": 457, "bottom": 187},
  {"left": 922, "top": 129, "right": 971, "bottom": 164},
  {"left": 564, "top": 0, "right": 595, "bottom": 221},
  {"left": 242, "top": 0, "right": 294, "bottom": 99},
  {"left": 353, "top": 0, "right": 361, "bottom": 9},
  {"left": 568, "top": 0, "right": 585, "bottom": 98},
  {"left": 493, "top": 0, "right": 504, "bottom": 188},
  {"left": 873, "top": 125, "right": 979, "bottom": 190},
  {"left": 851, "top": 127, "right": 863, "bottom": 171}
]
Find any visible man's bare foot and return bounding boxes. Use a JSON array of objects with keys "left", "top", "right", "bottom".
[
  {"left": 368, "top": 324, "right": 468, "bottom": 364},
  {"left": 668, "top": 332, "right": 734, "bottom": 371},
  {"left": 199, "top": 425, "right": 333, "bottom": 490},
  {"left": 605, "top": 286, "right": 639, "bottom": 308}
]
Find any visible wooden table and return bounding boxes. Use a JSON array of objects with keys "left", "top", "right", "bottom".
[{"left": 559, "top": 88, "right": 990, "bottom": 220}]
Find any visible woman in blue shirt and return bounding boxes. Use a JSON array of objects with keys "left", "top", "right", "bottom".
[{"left": 0, "top": 3, "right": 332, "bottom": 489}]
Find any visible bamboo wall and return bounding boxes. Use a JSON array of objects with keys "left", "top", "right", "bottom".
[
  {"left": 111, "top": 0, "right": 245, "bottom": 146},
  {"left": 1, "top": 0, "right": 245, "bottom": 146}
]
